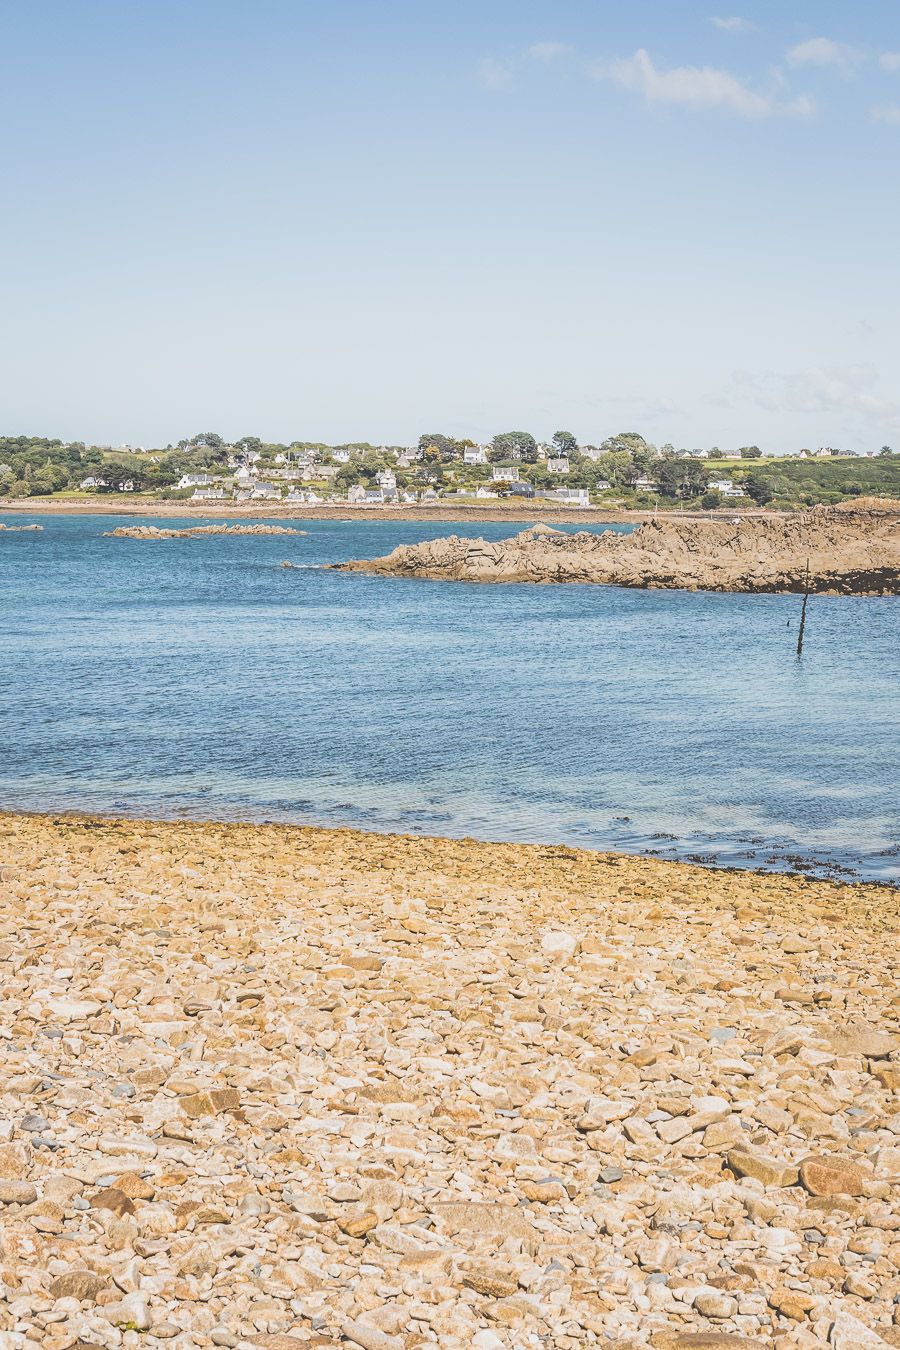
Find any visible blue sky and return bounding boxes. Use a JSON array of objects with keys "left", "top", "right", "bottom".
[{"left": 1, "top": 0, "right": 898, "bottom": 452}]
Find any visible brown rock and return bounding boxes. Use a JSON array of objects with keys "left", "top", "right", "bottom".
[
  {"left": 462, "top": 1260, "right": 520, "bottom": 1298},
  {"left": 337, "top": 1209, "right": 379, "bottom": 1238},
  {"left": 336, "top": 509, "right": 900, "bottom": 596},
  {"left": 826, "top": 1025, "right": 899, "bottom": 1059},
  {"left": 249, "top": 1337, "right": 313, "bottom": 1349},
  {"left": 430, "top": 1200, "right": 536, "bottom": 1238},
  {"left": 180, "top": 1087, "right": 241, "bottom": 1118},
  {"left": 807, "top": 1258, "right": 846, "bottom": 1282},
  {"left": 113, "top": 1172, "right": 155, "bottom": 1200},
  {"left": 727, "top": 1147, "right": 799, "bottom": 1188},
  {"left": 520, "top": 1179, "right": 566, "bottom": 1203},
  {"left": 0, "top": 1143, "right": 31, "bottom": 1179},
  {"left": 829, "top": 1313, "right": 893, "bottom": 1349},
  {"left": 650, "top": 1335, "right": 770, "bottom": 1350},
  {"left": 769, "top": 1287, "right": 816, "bottom": 1319},
  {"left": 0, "top": 1179, "right": 38, "bottom": 1204},
  {"left": 800, "top": 1155, "right": 867, "bottom": 1197},
  {"left": 49, "top": 1270, "right": 108, "bottom": 1302},
  {"left": 90, "top": 1186, "right": 135, "bottom": 1216}
]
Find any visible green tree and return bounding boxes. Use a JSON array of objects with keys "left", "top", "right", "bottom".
[
  {"left": 654, "top": 459, "right": 709, "bottom": 499},
  {"left": 745, "top": 475, "right": 775, "bottom": 505},
  {"left": 417, "top": 433, "right": 461, "bottom": 461},
  {"left": 739, "top": 446, "right": 762, "bottom": 459},
  {"left": 490, "top": 431, "right": 537, "bottom": 463},
  {"left": 701, "top": 489, "right": 722, "bottom": 510},
  {"left": 191, "top": 432, "right": 225, "bottom": 451},
  {"left": 100, "top": 460, "right": 144, "bottom": 491},
  {"left": 551, "top": 430, "right": 578, "bottom": 456}
]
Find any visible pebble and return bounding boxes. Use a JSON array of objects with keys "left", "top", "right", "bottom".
[{"left": 1, "top": 811, "right": 898, "bottom": 1349}]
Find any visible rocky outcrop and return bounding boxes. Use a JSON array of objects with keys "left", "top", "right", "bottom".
[
  {"left": 0, "top": 810, "right": 898, "bottom": 1346},
  {"left": 105, "top": 523, "right": 305, "bottom": 539},
  {"left": 336, "top": 507, "right": 900, "bottom": 594},
  {"left": 0, "top": 522, "right": 42, "bottom": 531}
]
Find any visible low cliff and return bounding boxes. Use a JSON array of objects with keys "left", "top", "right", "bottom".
[{"left": 336, "top": 508, "right": 900, "bottom": 594}]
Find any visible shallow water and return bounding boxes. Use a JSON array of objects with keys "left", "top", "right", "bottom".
[{"left": 1, "top": 512, "right": 898, "bottom": 882}]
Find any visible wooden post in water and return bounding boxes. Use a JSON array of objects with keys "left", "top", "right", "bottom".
[{"left": 796, "top": 558, "right": 811, "bottom": 658}]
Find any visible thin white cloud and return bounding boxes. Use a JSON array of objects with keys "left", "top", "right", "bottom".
[
  {"left": 527, "top": 41, "right": 572, "bottom": 63},
  {"left": 477, "top": 58, "right": 512, "bottom": 92},
  {"left": 872, "top": 103, "right": 900, "bottom": 124},
  {"left": 477, "top": 42, "right": 572, "bottom": 90},
  {"left": 591, "top": 49, "right": 813, "bottom": 119},
  {"left": 726, "top": 364, "right": 900, "bottom": 425},
  {"left": 787, "top": 94, "right": 817, "bottom": 119},
  {"left": 879, "top": 51, "right": 900, "bottom": 71},
  {"left": 785, "top": 37, "right": 864, "bottom": 72},
  {"left": 709, "top": 17, "right": 756, "bottom": 34}
]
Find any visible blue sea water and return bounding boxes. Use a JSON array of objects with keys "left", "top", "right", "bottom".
[{"left": 1, "top": 512, "right": 898, "bottom": 882}]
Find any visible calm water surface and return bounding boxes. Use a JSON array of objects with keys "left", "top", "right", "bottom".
[{"left": 1, "top": 513, "right": 898, "bottom": 882}]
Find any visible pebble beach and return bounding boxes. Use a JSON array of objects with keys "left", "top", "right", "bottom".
[{"left": 1, "top": 811, "right": 898, "bottom": 1350}]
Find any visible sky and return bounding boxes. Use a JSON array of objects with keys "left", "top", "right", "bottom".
[{"left": 1, "top": 0, "right": 899, "bottom": 453}]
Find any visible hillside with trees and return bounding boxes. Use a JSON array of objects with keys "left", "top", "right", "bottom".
[{"left": 0, "top": 430, "right": 897, "bottom": 509}]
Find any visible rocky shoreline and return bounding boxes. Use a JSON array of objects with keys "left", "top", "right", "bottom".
[
  {"left": 104, "top": 524, "right": 305, "bottom": 540},
  {"left": 1, "top": 811, "right": 898, "bottom": 1349},
  {"left": 1, "top": 501, "right": 775, "bottom": 527},
  {"left": 336, "top": 508, "right": 900, "bottom": 595}
]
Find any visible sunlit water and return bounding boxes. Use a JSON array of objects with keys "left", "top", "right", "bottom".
[{"left": 1, "top": 512, "right": 898, "bottom": 882}]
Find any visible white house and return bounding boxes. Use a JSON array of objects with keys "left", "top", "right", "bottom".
[
  {"left": 540, "top": 487, "right": 590, "bottom": 507},
  {"left": 377, "top": 469, "right": 397, "bottom": 491},
  {"left": 191, "top": 487, "right": 229, "bottom": 502},
  {"left": 233, "top": 464, "right": 257, "bottom": 486},
  {"left": 251, "top": 482, "right": 282, "bottom": 500},
  {"left": 492, "top": 464, "right": 519, "bottom": 483},
  {"left": 286, "top": 487, "right": 324, "bottom": 504},
  {"left": 632, "top": 474, "right": 657, "bottom": 490},
  {"left": 332, "top": 448, "right": 352, "bottom": 463},
  {"left": 547, "top": 456, "right": 570, "bottom": 474},
  {"left": 594, "top": 479, "right": 612, "bottom": 490},
  {"left": 475, "top": 486, "right": 499, "bottom": 498},
  {"left": 348, "top": 484, "right": 385, "bottom": 504},
  {"left": 463, "top": 445, "right": 488, "bottom": 465},
  {"left": 79, "top": 476, "right": 107, "bottom": 489},
  {"left": 709, "top": 478, "right": 745, "bottom": 497},
  {"left": 177, "top": 473, "right": 215, "bottom": 489}
]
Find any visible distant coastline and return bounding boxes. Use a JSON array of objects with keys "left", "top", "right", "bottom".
[{"left": 0, "top": 497, "right": 783, "bottom": 526}]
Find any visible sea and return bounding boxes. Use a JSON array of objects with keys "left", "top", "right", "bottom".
[{"left": 1, "top": 512, "right": 898, "bottom": 883}]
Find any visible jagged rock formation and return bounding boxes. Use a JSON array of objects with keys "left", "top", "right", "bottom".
[
  {"left": 105, "top": 524, "right": 305, "bottom": 539},
  {"left": 337, "top": 508, "right": 900, "bottom": 594},
  {"left": 0, "top": 522, "right": 43, "bottom": 531}
]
